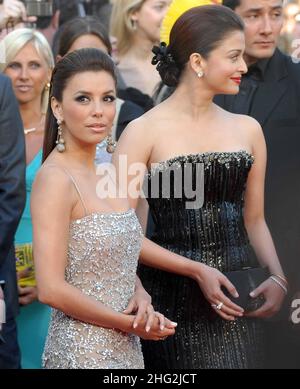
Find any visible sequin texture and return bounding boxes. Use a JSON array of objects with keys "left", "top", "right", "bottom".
[
  {"left": 139, "top": 151, "right": 265, "bottom": 369},
  {"left": 43, "top": 209, "right": 144, "bottom": 369}
]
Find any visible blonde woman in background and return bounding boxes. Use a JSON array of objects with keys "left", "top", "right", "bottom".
[
  {"left": 110, "top": 0, "right": 171, "bottom": 97},
  {"left": 0, "top": 28, "right": 54, "bottom": 368}
]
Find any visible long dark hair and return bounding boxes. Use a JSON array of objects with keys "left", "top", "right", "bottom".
[
  {"left": 43, "top": 48, "right": 117, "bottom": 162},
  {"left": 155, "top": 5, "right": 244, "bottom": 87},
  {"left": 57, "top": 15, "right": 112, "bottom": 57}
]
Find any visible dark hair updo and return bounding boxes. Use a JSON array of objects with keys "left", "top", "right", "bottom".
[
  {"left": 43, "top": 48, "right": 117, "bottom": 162},
  {"left": 152, "top": 5, "right": 244, "bottom": 87}
]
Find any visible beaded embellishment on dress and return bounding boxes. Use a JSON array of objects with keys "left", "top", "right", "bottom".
[
  {"left": 139, "top": 151, "right": 265, "bottom": 369},
  {"left": 43, "top": 209, "right": 144, "bottom": 369}
]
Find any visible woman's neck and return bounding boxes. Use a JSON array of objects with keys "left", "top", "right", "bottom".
[
  {"left": 170, "top": 75, "right": 216, "bottom": 122},
  {"left": 60, "top": 138, "right": 97, "bottom": 172},
  {"left": 20, "top": 100, "right": 43, "bottom": 129}
]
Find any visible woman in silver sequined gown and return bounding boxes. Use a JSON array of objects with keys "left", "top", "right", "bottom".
[
  {"left": 114, "top": 6, "right": 286, "bottom": 369},
  {"left": 43, "top": 209, "right": 145, "bottom": 369},
  {"left": 31, "top": 49, "right": 175, "bottom": 369}
]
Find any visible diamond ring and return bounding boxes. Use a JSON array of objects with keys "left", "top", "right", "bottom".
[{"left": 211, "top": 302, "right": 224, "bottom": 311}]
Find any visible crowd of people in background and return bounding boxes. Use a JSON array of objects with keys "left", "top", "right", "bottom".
[{"left": 0, "top": 0, "right": 300, "bottom": 370}]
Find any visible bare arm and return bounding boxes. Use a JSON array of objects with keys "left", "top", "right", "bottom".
[
  {"left": 135, "top": 197, "right": 149, "bottom": 234},
  {"left": 31, "top": 165, "right": 174, "bottom": 340},
  {"left": 243, "top": 119, "right": 286, "bottom": 317},
  {"left": 244, "top": 121, "right": 284, "bottom": 276}
]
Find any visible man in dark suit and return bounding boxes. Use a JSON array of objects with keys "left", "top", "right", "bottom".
[
  {"left": 216, "top": 0, "right": 300, "bottom": 368},
  {"left": 0, "top": 74, "right": 26, "bottom": 368}
]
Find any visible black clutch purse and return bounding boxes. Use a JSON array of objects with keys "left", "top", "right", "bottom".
[{"left": 222, "top": 267, "right": 269, "bottom": 312}]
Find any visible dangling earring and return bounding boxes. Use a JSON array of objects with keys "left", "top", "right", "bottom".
[
  {"left": 106, "top": 133, "right": 117, "bottom": 154},
  {"left": 56, "top": 119, "right": 66, "bottom": 153},
  {"left": 197, "top": 70, "right": 204, "bottom": 78}
]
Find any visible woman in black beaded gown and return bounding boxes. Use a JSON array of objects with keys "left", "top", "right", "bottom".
[{"left": 113, "top": 5, "right": 287, "bottom": 369}]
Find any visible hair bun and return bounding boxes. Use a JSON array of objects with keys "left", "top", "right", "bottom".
[{"left": 152, "top": 42, "right": 180, "bottom": 87}]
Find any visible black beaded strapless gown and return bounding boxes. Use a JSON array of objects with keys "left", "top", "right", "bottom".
[{"left": 138, "top": 151, "right": 265, "bottom": 369}]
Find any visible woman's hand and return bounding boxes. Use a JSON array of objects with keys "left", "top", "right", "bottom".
[
  {"left": 18, "top": 286, "right": 38, "bottom": 305},
  {"left": 17, "top": 267, "right": 37, "bottom": 305},
  {"left": 123, "top": 283, "right": 153, "bottom": 328},
  {"left": 130, "top": 315, "right": 176, "bottom": 341},
  {"left": 123, "top": 280, "right": 177, "bottom": 332},
  {"left": 191, "top": 262, "right": 244, "bottom": 321},
  {"left": 0, "top": 0, "right": 36, "bottom": 28},
  {"left": 245, "top": 278, "right": 286, "bottom": 318}
]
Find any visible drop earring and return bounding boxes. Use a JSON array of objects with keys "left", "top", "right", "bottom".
[
  {"left": 106, "top": 133, "right": 117, "bottom": 154},
  {"left": 56, "top": 119, "right": 66, "bottom": 153}
]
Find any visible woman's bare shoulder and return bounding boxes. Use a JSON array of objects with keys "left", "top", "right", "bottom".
[
  {"left": 220, "top": 108, "right": 263, "bottom": 137},
  {"left": 33, "top": 162, "right": 73, "bottom": 198},
  {"left": 31, "top": 162, "right": 76, "bottom": 222},
  {"left": 122, "top": 103, "right": 173, "bottom": 138}
]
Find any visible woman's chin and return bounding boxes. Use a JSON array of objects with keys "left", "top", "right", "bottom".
[{"left": 217, "top": 85, "right": 240, "bottom": 96}]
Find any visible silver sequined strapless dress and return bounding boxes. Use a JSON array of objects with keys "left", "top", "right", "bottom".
[{"left": 42, "top": 209, "right": 144, "bottom": 369}]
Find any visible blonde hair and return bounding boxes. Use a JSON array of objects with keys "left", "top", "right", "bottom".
[
  {"left": 0, "top": 28, "right": 54, "bottom": 114},
  {"left": 110, "top": 0, "right": 146, "bottom": 56}
]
